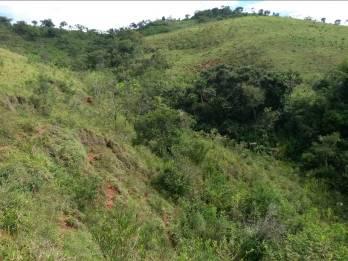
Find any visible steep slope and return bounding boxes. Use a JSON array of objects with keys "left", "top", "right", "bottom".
[
  {"left": 0, "top": 46, "right": 347, "bottom": 260},
  {"left": 0, "top": 48, "right": 173, "bottom": 259},
  {"left": 0, "top": 15, "right": 348, "bottom": 260}
]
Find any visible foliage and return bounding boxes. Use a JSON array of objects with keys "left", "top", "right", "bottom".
[
  {"left": 153, "top": 162, "right": 191, "bottom": 199},
  {"left": 182, "top": 64, "right": 300, "bottom": 143},
  {"left": 171, "top": 132, "right": 210, "bottom": 164},
  {"left": 284, "top": 63, "right": 348, "bottom": 192},
  {"left": 192, "top": 6, "right": 246, "bottom": 22},
  {"left": 0, "top": 11, "right": 347, "bottom": 261},
  {"left": 134, "top": 100, "right": 191, "bottom": 156},
  {"left": 88, "top": 204, "right": 171, "bottom": 260}
]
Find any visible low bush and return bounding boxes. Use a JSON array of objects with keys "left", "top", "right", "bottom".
[
  {"left": 134, "top": 101, "right": 191, "bottom": 156},
  {"left": 171, "top": 133, "right": 210, "bottom": 164},
  {"left": 88, "top": 205, "right": 171, "bottom": 260},
  {"left": 152, "top": 162, "right": 191, "bottom": 199},
  {"left": 72, "top": 174, "right": 101, "bottom": 211}
]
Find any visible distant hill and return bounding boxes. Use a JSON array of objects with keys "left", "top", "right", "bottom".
[{"left": 146, "top": 16, "right": 348, "bottom": 84}]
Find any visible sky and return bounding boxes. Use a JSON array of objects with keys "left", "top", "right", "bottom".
[{"left": 0, "top": 1, "right": 347, "bottom": 31}]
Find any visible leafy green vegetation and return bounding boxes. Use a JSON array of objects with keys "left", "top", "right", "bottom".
[
  {"left": 181, "top": 65, "right": 300, "bottom": 142},
  {"left": 0, "top": 7, "right": 347, "bottom": 260}
]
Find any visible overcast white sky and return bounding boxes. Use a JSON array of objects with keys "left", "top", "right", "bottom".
[{"left": 0, "top": 1, "right": 347, "bottom": 31}]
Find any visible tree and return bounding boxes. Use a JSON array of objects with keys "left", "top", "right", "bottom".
[
  {"left": 301, "top": 132, "right": 348, "bottom": 193},
  {"left": 283, "top": 62, "right": 348, "bottom": 192},
  {"left": 234, "top": 7, "right": 244, "bottom": 14},
  {"left": 334, "top": 19, "right": 341, "bottom": 25},
  {"left": 192, "top": 6, "right": 235, "bottom": 21},
  {"left": 302, "top": 132, "right": 341, "bottom": 171},
  {"left": 12, "top": 20, "right": 38, "bottom": 40},
  {"left": 264, "top": 10, "right": 271, "bottom": 16},
  {"left": 75, "top": 24, "right": 88, "bottom": 32},
  {"left": 136, "top": 20, "right": 148, "bottom": 29},
  {"left": 13, "top": 21, "right": 28, "bottom": 34},
  {"left": 321, "top": 17, "right": 326, "bottom": 23},
  {"left": 59, "top": 21, "right": 67, "bottom": 29},
  {"left": 130, "top": 22, "right": 137, "bottom": 29},
  {"left": 0, "top": 16, "right": 12, "bottom": 26},
  {"left": 185, "top": 14, "right": 190, "bottom": 20},
  {"left": 133, "top": 100, "right": 190, "bottom": 156},
  {"left": 182, "top": 65, "right": 299, "bottom": 140},
  {"left": 258, "top": 9, "right": 264, "bottom": 16},
  {"left": 31, "top": 20, "right": 38, "bottom": 26},
  {"left": 40, "top": 19, "right": 55, "bottom": 28},
  {"left": 153, "top": 163, "right": 190, "bottom": 199}
]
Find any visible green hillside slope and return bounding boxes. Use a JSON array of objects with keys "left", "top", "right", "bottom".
[
  {"left": 0, "top": 14, "right": 347, "bottom": 260},
  {"left": 146, "top": 16, "right": 348, "bottom": 85}
]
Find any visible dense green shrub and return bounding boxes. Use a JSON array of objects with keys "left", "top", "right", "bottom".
[
  {"left": 72, "top": 174, "right": 101, "bottom": 211},
  {"left": 85, "top": 30, "right": 144, "bottom": 70},
  {"left": 153, "top": 163, "right": 191, "bottom": 199},
  {"left": 134, "top": 101, "right": 191, "bottom": 156},
  {"left": 283, "top": 63, "right": 348, "bottom": 193},
  {"left": 201, "top": 160, "right": 235, "bottom": 212},
  {"left": 241, "top": 183, "right": 283, "bottom": 221},
  {"left": 13, "top": 21, "right": 39, "bottom": 40},
  {"left": 192, "top": 6, "right": 246, "bottom": 22},
  {"left": 174, "top": 200, "right": 232, "bottom": 242},
  {"left": 88, "top": 205, "right": 170, "bottom": 260},
  {"left": 171, "top": 132, "right": 210, "bottom": 164},
  {"left": 182, "top": 64, "right": 301, "bottom": 142}
]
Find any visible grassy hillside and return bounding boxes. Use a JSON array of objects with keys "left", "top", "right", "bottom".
[
  {"left": 0, "top": 46, "right": 347, "bottom": 261},
  {"left": 0, "top": 47, "right": 171, "bottom": 259},
  {"left": 146, "top": 16, "right": 348, "bottom": 85},
  {"left": 0, "top": 14, "right": 348, "bottom": 260},
  {"left": 1, "top": 16, "right": 348, "bottom": 84}
]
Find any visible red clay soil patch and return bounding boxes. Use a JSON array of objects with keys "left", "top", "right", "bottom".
[
  {"left": 105, "top": 184, "right": 120, "bottom": 209},
  {"left": 87, "top": 153, "right": 95, "bottom": 162},
  {"left": 87, "top": 148, "right": 101, "bottom": 164},
  {"left": 87, "top": 151, "right": 98, "bottom": 163}
]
